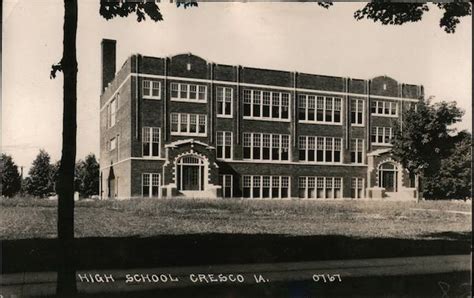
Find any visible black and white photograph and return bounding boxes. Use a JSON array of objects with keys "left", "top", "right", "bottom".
[{"left": 1, "top": 1, "right": 472, "bottom": 297}]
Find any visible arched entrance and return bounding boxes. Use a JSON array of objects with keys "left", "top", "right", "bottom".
[
  {"left": 378, "top": 162, "right": 398, "bottom": 192},
  {"left": 176, "top": 155, "right": 206, "bottom": 191}
]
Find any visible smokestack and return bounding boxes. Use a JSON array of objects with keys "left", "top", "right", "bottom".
[{"left": 101, "top": 39, "right": 116, "bottom": 93}]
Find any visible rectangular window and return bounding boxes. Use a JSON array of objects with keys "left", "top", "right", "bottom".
[
  {"left": 142, "top": 127, "right": 160, "bottom": 157},
  {"left": 299, "top": 136, "right": 307, "bottom": 161},
  {"left": 216, "top": 131, "right": 232, "bottom": 160},
  {"left": 142, "top": 173, "right": 160, "bottom": 197},
  {"left": 372, "top": 126, "right": 393, "bottom": 145},
  {"left": 243, "top": 176, "right": 290, "bottom": 199},
  {"left": 262, "top": 134, "right": 271, "bottom": 160},
  {"left": 109, "top": 97, "right": 118, "bottom": 127},
  {"left": 142, "top": 80, "right": 160, "bottom": 99},
  {"left": 220, "top": 175, "right": 233, "bottom": 198},
  {"left": 301, "top": 177, "right": 342, "bottom": 199},
  {"left": 300, "top": 95, "right": 341, "bottom": 124},
  {"left": 216, "top": 87, "right": 233, "bottom": 117},
  {"left": 351, "top": 99, "right": 364, "bottom": 125},
  {"left": 170, "top": 113, "right": 207, "bottom": 136},
  {"left": 243, "top": 133, "right": 252, "bottom": 159},
  {"left": 372, "top": 100, "right": 398, "bottom": 116},
  {"left": 243, "top": 133, "right": 290, "bottom": 161},
  {"left": 300, "top": 136, "right": 342, "bottom": 163},
  {"left": 253, "top": 134, "right": 261, "bottom": 160},
  {"left": 171, "top": 82, "right": 207, "bottom": 102},
  {"left": 110, "top": 137, "right": 116, "bottom": 151},
  {"left": 243, "top": 89, "right": 290, "bottom": 121},
  {"left": 350, "top": 139, "right": 364, "bottom": 164},
  {"left": 243, "top": 176, "right": 251, "bottom": 198},
  {"left": 351, "top": 177, "right": 364, "bottom": 199}
]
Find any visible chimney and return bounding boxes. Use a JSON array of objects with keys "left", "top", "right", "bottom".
[{"left": 101, "top": 39, "right": 116, "bottom": 93}]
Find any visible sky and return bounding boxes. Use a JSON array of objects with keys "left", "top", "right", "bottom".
[{"left": 2, "top": 0, "right": 472, "bottom": 173}]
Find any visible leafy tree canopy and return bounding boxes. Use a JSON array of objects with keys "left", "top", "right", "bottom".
[
  {"left": 1, "top": 154, "right": 22, "bottom": 197},
  {"left": 26, "top": 150, "right": 55, "bottom": 198}
]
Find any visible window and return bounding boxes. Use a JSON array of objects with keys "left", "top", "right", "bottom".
[
  {"left": 299, "top": 95, "right": 342, "bottom": 124},
  {"left": 216, "top": 131, "right": 232, "bottom": 160},
  {"left": 299, "top": 177, "right": 342, "bottom": 199},
  {"left": 243, "top": 133, "right": 290, "bottom": 161},
  {"left": 142, "top": 80, "right": 160, "bottom": 99},
  {"left": 242, "top": 175, "right": 290, "bottom": 199},
  {"left": 108, "top": 96, "right": 118, "bottom": 127},
  {"left": 110, "top": 137, "right": 116, "bottom": 151},
  {"left": 351, "top": 177, "right": 364, "bottom": 199},
  {"left": 243, "top": 89, "right": 290, "bottom": 121},
  {"left": 170, "top": 113, "right": 207, "bottom": 136},
  {"left": 142, "top": 127, "right": 160, "bottom": 157},
  {"left": 219, "top": 175, "right": 233, "bottom": 198},
  {"left": 350, "top": 139, "right": 364, "bottom": 164},
  {"left": 170, "top": 82, "right": 207, "bottom": 102},
  {"left": 371, "top": 126, "right": 393, "bottom": 145},
  {"left": 371, "top": 100, "right": 398, "bottom": 116},
  {"left": 216, "top": 87, "right": 233, "bottom": 117},
  {"left": 142, "top": 173, "right": 160, "bottom": 197},
  {"left": 299, "top": 136, "right": 342, "bottom": 163},
  {"left": 351, "top": 99, "right": 364, "bottom": 125}
]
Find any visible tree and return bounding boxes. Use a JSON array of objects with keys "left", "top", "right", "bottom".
[
  {"left": 75, "top": 154, "right": 100, "bottom": 198},
  {"left": 25, "top": 150, "right": 55, "bottom": 198},
  {"left": 353, "top": 1, "right": 471, "bottom": 33},
  {"left": 392, "top": 100, "right": 465, "bottom": 200},
  {"left": 1, "top": 154, "right": 22, "bottom": 197},
  {"left": 50, "top": 0, "right": 168, "bottom": 295}
]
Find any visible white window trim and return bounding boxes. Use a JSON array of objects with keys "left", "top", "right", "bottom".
[
  {"left": 298, "top": 176, "right": 343, "bottom": 199},
  {"left": 220, "top": 174, "right": 233, "bottom": 198},
  {"left": 109, "top": 137, "right": 117, "bottom": 151},
  {"left": 170, "top": 113, "right": 207, "bottom": 137},
  {"left": 216, "top": 131, "right": 233, "bottom": 160},
  {"left": 216, "top": 87, "right": 233, "bottom": 118},
  {"left": 142, "top": 79, "right": 161, "bottom": 100},
  {"left": 243, "top": 132, "right": 290, "bottom": 161},
  {"left": 371, "top": 126, "right": 393, "bottom": 145},
  {"left": 243, "top": 175, "right": 290, "bottom": 199},
  {"left": 298, "top": 136, "right": 343, "bottom": 164},
  {"left": 351, "top": 139, "right": 365, "bottom": 164},
  {"left": 243, "top": 89, "right": 291, "bottom": 122},
  {"left": 142, "top": 127, "right": 161, "bottom": 158},
  {"left": 142, "top": 173, "right": 161, "bottom": 198},
  {"left": 109, "top": 97, "right": 118, "bottom": 128},
  {"left": 351, "top": 177, "right": 365, "bottom": 199},
  {"left": 298, "top": 95, "right": 343, "bottom": 125},
  {"left": 170, "top": 82, "right": 207, "bottom": 103},
  {"left": 351, "top": 98, "right": 365, "bottom": 127},
  {"left": 371, "top": 100, "right": 398, "bottom": 117}
]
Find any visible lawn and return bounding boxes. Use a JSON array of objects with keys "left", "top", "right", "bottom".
[{"left": 0, "top": 197, "right": 470, "bottom": 240}]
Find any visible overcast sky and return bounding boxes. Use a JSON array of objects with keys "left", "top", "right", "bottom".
[{"left": 2, "top": 1, "right": 472, "bottom": 173}]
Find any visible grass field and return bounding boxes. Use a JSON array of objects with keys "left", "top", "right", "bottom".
[{"left": 0, "top": 197, "right": 470, "bottom": 240}]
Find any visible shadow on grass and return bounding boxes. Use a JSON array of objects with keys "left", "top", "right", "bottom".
[{"left": 2, "top": 232, "right": 471, "bottom": 274}]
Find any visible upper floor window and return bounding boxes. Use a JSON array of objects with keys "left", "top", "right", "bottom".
[
  {"left": 142, "top": 80, "right": 160, "bottom": 99},
  {"left": 109, "top": 137, "right": 116, "bottom": 151},
  {"left": 350, "top": 139, "right": 364, "bottom": 164},
  {"left": 142, "top": 127, "right": 160, "bottom": 157},
  {"left": 107, "top": 96, "right": 118, "bottom": 128},
  {"left": 216, "top": 131, "right": 232, "bottom": 160},
  {"left": 243, "top": 89, "right": 290, "bottom": 121},
  {"left": 371, "top": 100, "right": 398, "bottom": 116},
  {"left": 171, "top": 82, "right": 207, "bottom": 102},
  {"left": 299, "top": 95, "right": 342, "bottom": 124},
  {"left": 299, "top": 136, "right": 342, "bottom": 163},
  {"left": 351, "top": 99, "right": 364, "bottom": 126},
  {"left": 371, "top": 126, "right": 393, "bottom": 145},
  {"left": 170, "top": 113, "right": 207, "bottom": 136},
  {"left": 216, "top": 87, "right": 233, "bottom": 117},
  {"left": 243, "top": 133, "right": 289, "bottom": 161}
]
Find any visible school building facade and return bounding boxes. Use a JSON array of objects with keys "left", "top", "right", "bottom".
[{"left": 99, "top": 39, "right": 423, "bottom": 200}]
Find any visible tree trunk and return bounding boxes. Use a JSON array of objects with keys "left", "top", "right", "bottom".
[{"left": 56, "top": 0, "right": 78, "bottom": 295}]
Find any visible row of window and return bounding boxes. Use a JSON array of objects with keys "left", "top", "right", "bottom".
[
  {"left": 298, "top": 136, "right": 342, "bottom": 163},
  {"left": 243, "top": 90, "right": 290, "bottom": 120},
  {"left": 371, "top": 100, "right": 398, "bottom": 116},
  {"left": 298, "top": 95, "right": 342, "bottom": 124},
  {"left": 170, "top": 82, "right": 207, "bottom": 102},
  {"left": 140, "top": 173, "right": 365, "bottom": 199},
  {"left": 243, "top": 133, "right": 290, "bottom": 161},
  {"left": 371, "top": 126, "right": 393, "bottom": 145},
  {"left": 170, "top": 113, "right": 207, "bottom": 136}
]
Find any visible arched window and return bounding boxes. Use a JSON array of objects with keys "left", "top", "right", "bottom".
[{"left": 176, "top": 155, "right": 206, "bottom": 191}]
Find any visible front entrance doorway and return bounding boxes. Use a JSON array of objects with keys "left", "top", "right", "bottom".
[
  {"left": 378, "top": 162, "right": 398, "bottom": 192},
  {"left": 177, "top": 156, "right": 205, "bottom": 191}
]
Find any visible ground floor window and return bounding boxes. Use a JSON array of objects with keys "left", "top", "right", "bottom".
[
  {"left": 351, "top": 177, "right": 364, "bottom": 199},
  {"left": 242, "top": 175, "right": 290, "bottom": 199},
  {"left": 219, "top": 175, "right": 233, "bottom": 198},
  {"left": 142, "top": 173, "right": 160, "bottom": 197},
  {"left": 298, "top": 176, "right": 342, "bottom": 199}
]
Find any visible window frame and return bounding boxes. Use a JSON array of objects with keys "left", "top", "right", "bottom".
[
  {"left": 242, "top": 132, "right": 291, "bottom": 161},
  {"left": 299, "top": 94, "right": 343, "bottom": 125},
  {"left": 170, "top": 82, "right": 207, "bottom": 103},
  {"left": 142, "top": 173, "right": 161, "bottom": 198},
  {"left": 350, "top": 98, "right": 365, "bottom": 126},
  {"left": 371, "top": 126, "right": 393, "bottom": 145},
  {"left": 216, "top": 131, "right": 233, "bottom": 160},
  {"left": 216, "top": 86, "right": 233, "bottom": 118},
  {"left": 242, "top": 89, "right": 291, "bottom": 122},
  {"left": 142, "top": 127, "right": 161, "bottom": 158},
  {"left": 142, "top": 79, "right": 161, "bottom": 100},
  {"left": 219, "top": 174, "right": 233, "bottom": 198},
  {"left": 298, "top": 176, "right": 343, "bottom": 199},
  {"left": 242, "top": 175, "right": 290, "bottom": 199},
  {"left": 351, "top": 177, "right": 365, "bottom": 199},
  {"left": 350, "top": 138, "right": 364, "bottom": 164},
  {"left": 371, "top": 100, "right": 398, "bottom": 117},
  {"left": 170, "top": 113, "right": 207, "bottom": 137},
  {"left": 299, "top": 136, "right": 343, "bottom": 164}
]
